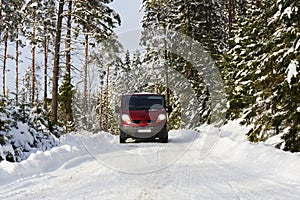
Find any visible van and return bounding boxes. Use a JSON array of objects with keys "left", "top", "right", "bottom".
[{"left": 116, "top": 93, "right": 170, "bottom": 143}]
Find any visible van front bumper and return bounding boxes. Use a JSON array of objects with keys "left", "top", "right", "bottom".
[{"left": 120, "top": 124, "right": 167, "bottom": 139}]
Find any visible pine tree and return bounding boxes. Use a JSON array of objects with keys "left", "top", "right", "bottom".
[
  {"left": 141, "top": 0, "right": 227, "bottom": 126},
  {"left": 71, "top": 0, "right": 120, "bottom": 127},
  {"left": 247, "top": 0, "right": 300, "bottom": 151},
  {"left": 122, "top": 50, "right": 131, "bottom": 91},
  {"left": 51, "top": 0, "right": 65, "bottom": 125},
  {"left": 92, "top": 34, "right": 123, "bottom": 131},
  {"left": 59, "top": 0, "right": 74, "bottom": 131},
  {"left": 11, "top": 0, "right": 25, "bottom": 105},
  {"left": 223, "top": 0, "right": 300, "bottom": 151},
  {"left": 21, "top": 0, "right": 55, "bottom": 105},
  {"left": 0, "top": 0, "right": 23, "bottom": 96},
  {"left": 40, "top": 1, "right": 56, "bottom": 110},
  {"left": 222, "top": 0, "right": 262, "bottom": 120},
  {"left": 59, "top": 74, "right": 75, "bottom": 131}
]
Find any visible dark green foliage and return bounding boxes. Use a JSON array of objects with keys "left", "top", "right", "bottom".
[
  {"left": 21, "top": 0, "right": 56, "bottom": 46},
  {"left": 0, "top": 97, "right": 10, "bottom": 132},
  {"left": 72, "top": 88, "right": 100, "bottom": 132},
  {"left": 73, "top": 0, "right": 121, "bottom": 42},
  {"left": 59, "top": 74, "right": 75, "bottom": 132},
  {"left": 222, "top": 0, "right": 300, "bottom": 151},
  {"left": 0, "top": 98, "right": 11, "bottom": 152},
  {"left": 282, "top": 126, "right": 300, "bottom": 153},
  {"left": 0, "top": 136, "right": 5, "bottom": 145},
  {"left": 141, "top": 0, "right": 227, "bottom": 126},
  {"left": 0, "top": 98, "right": 60, "bottom": 162}
]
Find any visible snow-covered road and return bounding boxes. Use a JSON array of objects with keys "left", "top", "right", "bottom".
[{"left": 1, "top": 122, "right": 300, "bottom": 199}]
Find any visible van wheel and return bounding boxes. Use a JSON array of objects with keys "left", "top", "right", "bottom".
[
  {"left": 160, "top": 133, "right": 168, "bottom": 143},
  {"left": 159, "top": 128, "right": 168, "bottom": 143},
  {"left": 160, "top": 137, "right": 168, "bottom": 143},
  {"left": 120, "top": 136, "right": 126, "bottom": 143},
  {"left": 119, "top": 130, "right": 127, "bottom": 143}
]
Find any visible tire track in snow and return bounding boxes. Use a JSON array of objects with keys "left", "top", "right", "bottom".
[
  {"left": 119, "top": 155, "right": 176, "bottom": 199},
  {"left": 258, "top": 177, "right": 300, "bottom": 199},
  {"left": 205, "top": 156, "right": 300, "bottom": 199},
  {"left": 0, "top": 172, "right": 58, "bottom": 200},
  {"left": 80, "top": 134, "right": 175, "bottom": 199},
  {"left": 78, "top": 135, "right": 126, "bottom": 199},
  {"left": 206, "top": 157, "right": 257, "bottom": 200},
  {"left": 80, "top": 134, "right": 164, "bottom": 199},
  {"left": 79, "top": 132, "right": 197, "bottom": 199}
]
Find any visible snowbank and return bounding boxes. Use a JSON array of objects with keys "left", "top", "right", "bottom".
[
  {"left": 0, "top": 134, "right": 86, "bottom": 184},
  {"left": 213, "top": 121, "right": 300, "bottom": 182}
]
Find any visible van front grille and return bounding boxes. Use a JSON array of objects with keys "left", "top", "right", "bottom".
[{"left": 132, "top": 120, "right": 156, "bottom": 124}]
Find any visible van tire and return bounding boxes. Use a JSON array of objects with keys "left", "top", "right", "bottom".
[
  {"left": 159, "top": 126, "right": 168, "bottom": 143},
  {"left": 160, "top": 136, "right": 168, "bottom": 143},
  {"left": 160, "top": 131, "right": 168, "bottom": 143},
  {"left": 120, "top": 136, "right": 126, "bottom": 143},
  {"left": 119, "top": 129, "right": 127, "bottom": 143}
]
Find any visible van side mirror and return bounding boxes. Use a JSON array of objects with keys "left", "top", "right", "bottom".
[{"left": 115, "top": 106, "right": 120, "bottom": 113}]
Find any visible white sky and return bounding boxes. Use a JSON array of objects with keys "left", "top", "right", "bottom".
[
  {"left": 110, "top": 0, "right": 144, "bottom": 33},
  {"left": 109, "top": 0, "right": 145, "bottom": 52}
]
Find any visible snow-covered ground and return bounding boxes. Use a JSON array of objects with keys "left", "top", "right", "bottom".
[{"left": 1, "top": 121, "right": 300, "bottom": 199}]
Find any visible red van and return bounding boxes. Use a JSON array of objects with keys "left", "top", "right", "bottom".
[{"left": 116, "top": 93, "right": 170, "bottom": 143}]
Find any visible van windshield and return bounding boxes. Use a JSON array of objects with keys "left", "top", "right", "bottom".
[{"left": 122, "top": 95, "right": 164, "bottom": 111}]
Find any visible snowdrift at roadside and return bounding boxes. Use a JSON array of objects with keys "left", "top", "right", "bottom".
[
  {"left": 0, "top": 134, "right": 85, "bottom": 184},
  {"left": 215, "top": 121, "right": 300, "bottom": 182}
]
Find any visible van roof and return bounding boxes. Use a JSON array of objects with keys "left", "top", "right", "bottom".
[{"left": 122, "top": 93, "right": 163, "bottom": 96}]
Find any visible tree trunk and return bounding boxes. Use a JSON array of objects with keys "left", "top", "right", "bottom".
[
  {"left": 105, "top": 65, "right": 110, "bottom": 131},
  {"left": 65, "top": 0, "right": 74, "bottom": 125},
  {"left": 164, "top": 26, "right": 170, "bottom": 110},
  {"left": 52, "top": 0, "right": 65, "bottom": 124},
  {"left": 83, "top": 34, "right": 89, "bottom": 115},
  {"left": 66, "top": 0, "right": 72, "bottom": 83},
  {"left": 99, "top": 82, "right": 103, "bottom": 129},
  {"left": 0, "top": 1, "right": 2, "bottom": 34},
  {"left": 15, "top": 30, "right": 19, "bottom": 105},
  {"left": 2, "top": 32, "right": 8, "bottom": 97},
  {"left": 31, "top": 25, "right": 36, "bottom": 105},
  {"left": 43, "top": 30, "right": 48, "bottom": 110}
]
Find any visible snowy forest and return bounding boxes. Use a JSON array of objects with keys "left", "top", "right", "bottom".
[{"left": 0, "top": 0, "right": 299, "bottom": 162}]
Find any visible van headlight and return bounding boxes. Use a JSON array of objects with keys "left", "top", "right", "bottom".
[
  {"left": 157, "top": 114, "right": 166, "bottom": 123},
  {"left": 121, "top": 114, "right": 131, "bottom": 124}
]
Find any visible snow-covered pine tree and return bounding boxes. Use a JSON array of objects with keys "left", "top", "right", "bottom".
[
  {"left": 141, "top": 0, "right": 227, "bottom": 126},
  {"left": 89, "top": 34, "right": 123, "bottom": 132},
  {"left": 51, "top": 0, "right": 65, "bottom": 125},
  {"left": 58, "top": 0, "right": 74, "bottom": 132},
  {"left": 132, "top": 51, "right": 142, "bottom": 69},
  {"left": 0, "top": 97, "right": 10, "bottom": 140},
  {"left": 224, "top": 0, "right": 300, "bottom": 152},
  {"left": 58, "top": 73, "right": 75, "bottom": 132},
  {"left": 0, "top": 0, "right": 24, "bottom": 97},
  {"left": 6, "top": 0, "right": 25, "bottom": 105},
  {"left": 71, "top": 0, "right": 120, "bottom": 129},
  {"left": 245, "top": 0, "right": 300, "bottom": 151},
  {"left": 20, "top": 68, "right": 33, "bottom": 104},
  {"left": 122, "top": 50, "right": 131, "bottom": 91},
  {"left": 40, "top": 1, "right": 56, "bottom": 111},
  {"left": 222, "top": 0, "right": 264, "bottom": 120},
  {"left": 21, "top": 0, "right": 56, "bottom": 105}
]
